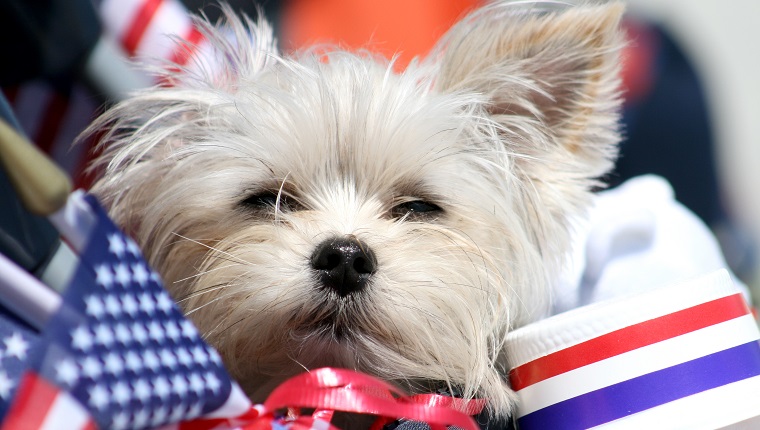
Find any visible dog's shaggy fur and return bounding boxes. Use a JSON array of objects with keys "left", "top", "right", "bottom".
[{"left": 87, "top": 1, "right": 625, "bottom": 418}]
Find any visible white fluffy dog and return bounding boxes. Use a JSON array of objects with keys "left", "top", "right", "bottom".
[{"left": 88, "top": 1, "right": 625, "bottom": 419}]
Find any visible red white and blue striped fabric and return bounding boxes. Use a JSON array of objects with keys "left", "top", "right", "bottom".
[
  {"left": 2, "top": 373, "right": 96, "bottom": 430},
  {"left": 506, "top": 270, "right": 760, "bottom": 429},
  {"left": 100, "top": 0, "right": 208, "bottom": 72}
]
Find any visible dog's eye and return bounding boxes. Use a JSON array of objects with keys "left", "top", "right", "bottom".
[
  {"left": 391, "top": 200, "right": 443, "bottom": 219},
  {"left": 242, "top": 192, "right": 280, "bottom": 208},
  {"left": 240, "top": 191, "right": 299, "bottom": 212}
]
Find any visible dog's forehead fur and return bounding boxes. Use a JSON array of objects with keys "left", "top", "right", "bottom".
[
  {"left": 193, "top": 56, "right": 506, "bottom": 205},
  {"left": 137, "top": 51, "right": 517, "bottom": 237}
]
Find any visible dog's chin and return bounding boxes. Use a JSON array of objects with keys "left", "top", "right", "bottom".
[
  {"left": 289, "top": 305, "right": 368, "bottom": 369},
  {"left": 243, "top": 323, "right": 363, "bottom": 403},
  {"left": 288, "top": 289, "right": 373, "bottom": 347},
  {"left": 295, "top": 328, "right": 358, "bottom": 364}
]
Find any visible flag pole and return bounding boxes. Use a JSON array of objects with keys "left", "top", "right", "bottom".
[
  {"left": 0, "top": 117, "right": 97, "bottom": 254},
  {"left": 0, "top": 117, "right": 74, "bottom": 327},
  {"left": 0, "top": 252, "right": 62, "bottom": 330},
  {"left": 0, "top": 119, "right": 71, "bottom": 216}
]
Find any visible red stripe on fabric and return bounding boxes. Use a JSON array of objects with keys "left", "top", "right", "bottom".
[
  {"left": 122, "top": 0, "right": 164, "bottom": 56},
  {"left": 2, "top": 372, "right": 60, "bottom": 429},
  {"left": 81, "top": 420, "right": 98, "bottom": 430},
  {"left": 509, "top": 293, "right": 750, "bottom": 391},
  {"left": 3, "top": 86, "right": 19, "bottom": 104},
  {"left": 73, "top": 127, "right": 106, "bottom": 190},
  {"left": 34, "top": 91, "right": 69, "bottom": 154},
  {"left": 169, "top": 25, "right": 205, "bottom": 67}
]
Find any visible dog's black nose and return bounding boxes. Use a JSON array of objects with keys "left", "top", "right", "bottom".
[{"left": 310, "top": 237, "right": 377, "bottom": 296}]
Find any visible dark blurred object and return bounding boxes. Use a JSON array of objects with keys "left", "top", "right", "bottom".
[
  {"left": 0, "top": 0, "right": 104, "bottom": 280},
  {"left": 182, "top": 0, "right": 283, "bottom": 42},
  {"left": 180, "top": 0, "right": 282, "bottom": 20},
  {"left": 0, "top": 171, "right": 56, "bottom": 274},
  {"left": 614, "top": 19, "right": 755, "bottom": 281},
  {"left": 0, "top": 0, "right": 112, "bottom": 290},
  {"left": 614, "top": 21, "right": 721, "bottom": 225},
  {"left": 0, "top": 94, "right": 62, "bottom": 279},
  {"left": 0, "top": 0, "right": 101, "bottom": 86}
]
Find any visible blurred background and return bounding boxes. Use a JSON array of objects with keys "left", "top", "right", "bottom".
[{"left": 2, "top": 0, "right": 759, "bottom": 302}]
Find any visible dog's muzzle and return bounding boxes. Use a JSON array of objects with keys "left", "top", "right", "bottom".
[{"left": 310, "top": 236, "right": 377, "bottom": 296}]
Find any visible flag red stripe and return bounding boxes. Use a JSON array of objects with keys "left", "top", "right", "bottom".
[
  {"left": 509, "top": 293, "right": 750, "bottom": 391},
  {"left": 122, "top": 0, "right": 164, "bottom": 56},
  {"left": 169, "top": 25, "right": 206, "bottom": 67},
  {"left": 2, "top": 372, "right": 60, "bottom": 429},
  {"left": 34, "top": 91, "right": 69, "bottom": 154},
  {"left": 81, "top": 420, "right": 98, "bottom": 430}
]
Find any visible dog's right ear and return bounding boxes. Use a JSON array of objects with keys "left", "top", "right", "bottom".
[{"left": 430, "top": 2, "right": 625, "bottom": 195}]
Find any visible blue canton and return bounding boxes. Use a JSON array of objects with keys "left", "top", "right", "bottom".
[{"left": 0, "top": 306, "right": 37, "bottom": 418}]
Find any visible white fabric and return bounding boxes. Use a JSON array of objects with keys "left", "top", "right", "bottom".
[{"left": 553, "top": 175, "right": 749, "bottom": 315}]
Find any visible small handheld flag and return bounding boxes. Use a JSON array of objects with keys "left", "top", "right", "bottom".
[{"left": 2, "top": 191, "right": 252, "bottom": 429}]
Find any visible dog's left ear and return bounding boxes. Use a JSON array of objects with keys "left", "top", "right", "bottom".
[{"left": 432, "top": 2, "right": 625, "bottom": 187}]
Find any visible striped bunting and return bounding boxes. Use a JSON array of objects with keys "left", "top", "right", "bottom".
[
  {"left": 508, "top": 271, "right": 760, "bottom": 429},
  {"left": 101, "top": 0, "right": 208, "bottom": 72}
]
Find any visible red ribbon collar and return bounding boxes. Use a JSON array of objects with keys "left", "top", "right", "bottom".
[{"left": 184, "top": 368, "right": 486, "bottom": 430}]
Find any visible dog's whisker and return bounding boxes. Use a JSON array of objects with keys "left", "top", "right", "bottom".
[
  {"left": 205, "top": 280, "right": 304, "bottom": 340},
  {"left": 289, "top": 357, "right": 311, "bottom": 374},
  {"left": 175, "top": 283, "right": 229, "bottom": 303},
  {"left": 171, "top": 232, "right": 252, "bottom": 265},
  {"left": 202, "top": 254, "right": 249, "bottom": 267},
  {"left": 274, "top": 172, "right": 291, "bottom": 223},
  {"left": 202, "top": 310, "right": 240, "bottom": 341},
  {"left": 407, "top": 227, "right": 494, "bottom": 293},
  {"left": 174, "top": 264, "right": 238, "bottom": 284},
  {"left": 213, "top": 315, "right": 248, "bottom": 338},
  {"left": 185, "top": 287, "right": 243, "bottom": 316}
]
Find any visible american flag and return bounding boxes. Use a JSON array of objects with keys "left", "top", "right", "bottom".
[{"left": 0, "top": 192, "right": 251, "bottom": 429}]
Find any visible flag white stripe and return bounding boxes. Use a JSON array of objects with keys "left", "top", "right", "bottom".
[
  {"left": 516, "top": 315, "right": 760, "bottom": 417},
  {"left": 590, "top": 374, "right": 760, "bottom": 429},
  {"left": 38, "top": 391, "right": 92, "bottom": 430},
  {"left": 200, "top": 384, "right": 252, "bottom": 418},
  {"left": 100, "top": 0, "right": 145, "bottom": 42},
  {"left": 181, "top": 39, "right": 215, "bottom": 77},
  {"left": 0, "top": 252, "right": 62, "bottom": 329},
  {"left": 137, "top": 0, "right": 193, "bottom": 61},
  {"left": 49, "top": 190, "right": 96, "bottom": 253},
  {"left": 506, "top": 270, "right": 737, "bottom": 369}
]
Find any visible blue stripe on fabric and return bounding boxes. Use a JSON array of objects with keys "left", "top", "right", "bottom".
[{"left": 518, "top": 341, "right": 760, "bottom": 430}]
